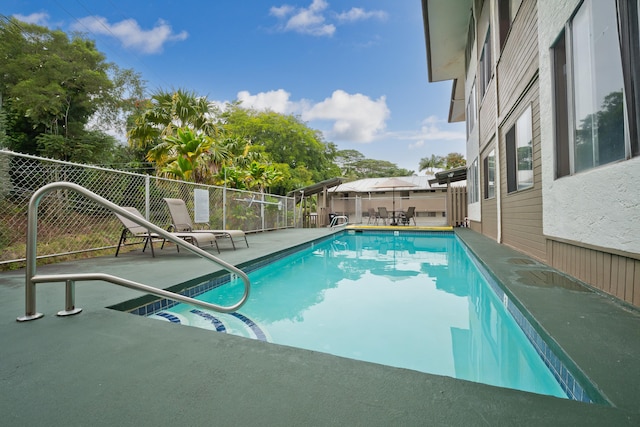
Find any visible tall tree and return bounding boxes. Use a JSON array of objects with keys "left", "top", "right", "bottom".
[
  {"left": 418, "top": 154, "right": 445, "bottom": 173},
  {"left": 349, "top": 158, "right": 414, "bottom": 178},
  {"left": 220, "top": 104, "right": 340, "bottom": 184},
  {"left": 334, "top": 149, "right": 365, "bottom": 178},
  {"left": 0, "top": 16, "right": 144, "bottom": 163},
  {"left": 419, "top": 153, "right": 465, "bottom": 173},
  {"left": 443, "top": 152, "right": 466, "bottom": 169},
  {"left": 127, "top": 88, "right": 220, "bottom": 153}
]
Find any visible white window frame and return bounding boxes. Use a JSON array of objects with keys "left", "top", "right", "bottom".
[
  {"left": 552, "top": 0, "right": 633, "bottom": 177},
  {"left": 483, "top": 150, "right": 495, "bottom": 199},
  {"left": 506, "top": 105, "right": 533, "bottom": 192}
]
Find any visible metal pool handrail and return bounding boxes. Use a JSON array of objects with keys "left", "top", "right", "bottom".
[
  {"left": 329, "top": 215, "right": 349, "bottom": 228},
  {"left": 17, "top": 182, "right": 251, "bottom": 322}
]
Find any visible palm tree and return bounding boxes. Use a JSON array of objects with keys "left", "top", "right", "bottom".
[
  {"left": 127, "top": 88, "right": 219, "bottom": 151},
  {"left": 151, "top": 127, "right": 211, "bottom": 182},
  {"left": 245, "top": 161, "right": 284, "bottom": 193},
  {"left": 418, "top": 154, "right": 444, "bottom": 174}
]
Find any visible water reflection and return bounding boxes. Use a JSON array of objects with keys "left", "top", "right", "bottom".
[{"left": 190, "top": 233, "right": 565, "bottom": 397}]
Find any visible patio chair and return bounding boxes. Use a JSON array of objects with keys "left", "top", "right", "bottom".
[
  {"left": 377, "top": 207, "right": 389, "bottom": 225},
  {"left": 367, "top": 207, "right": 380, "bottom": 225},
  {"left": 400, "top": 206, "right": 417, "bottom": 226},
  {"left": 163, "top": 198, "right": 249, "bottom": 250},
  {"left": 114, "top": 207, "right": 219, "bottom": 257}
]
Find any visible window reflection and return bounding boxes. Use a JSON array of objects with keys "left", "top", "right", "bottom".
[{"left": 571, "top": 0, "right": 625, "bottom": 171}]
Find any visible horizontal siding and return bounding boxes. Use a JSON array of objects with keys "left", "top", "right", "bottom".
[
  {"left": 548, "top": 239, "right": 640, "bottom": 307},
  {"left": 479, "top": 79, "right": 497, "bottom": 148},
  {"left": 481, "top": 198, "right": 498, "bottom": 240},
  {"left": 499, "top": 80, "right": 545, "bottom": 261},
  {"left": 497, "top": 0, "right": 539, "bottom": 115}
]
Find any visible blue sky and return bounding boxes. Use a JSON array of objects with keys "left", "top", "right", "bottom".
[{"left": 5, "top": 0, "right": 465, "bottom": 174}]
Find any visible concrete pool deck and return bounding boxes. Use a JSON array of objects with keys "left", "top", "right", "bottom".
[{"left": 1, "top": 227, "right": 638, "bottom": 425}]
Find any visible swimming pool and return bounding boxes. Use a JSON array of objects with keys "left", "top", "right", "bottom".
[{"left": 137, "top": 231, "right": 589, "bottom": 400}]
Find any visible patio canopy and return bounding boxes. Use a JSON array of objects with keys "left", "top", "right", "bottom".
[
  {"left": 288, "top": 177, "right": 343, "bottom": 203},
  {"left": 428, "top": 166, "right": 467, "bottom": 186},
  {"left": 330, "top": 175, "right": 443, "bottom": 193}
]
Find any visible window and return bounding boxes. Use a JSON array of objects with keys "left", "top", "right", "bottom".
[
  {"left": 466, "top": 80, "right": 477, "bottom": 138},
  {"left": 552, "top": 0, "right": 637, "bottom": 178},
  {"left": 618, "top": 0, "right": 640, "bottom": 156},
  {"left": 506, "top": 106, "right": 533, "bottom": 192},
  {"left": 552, "top": 30, "right": 570, "bottom": 177},
  {"left": 498, "top": 0, "right": 522, "bottom": 49},
  {"left": 465, "top": 14, "right": 476, "bottom": 73},
  {"left": 468, "top": 158, "right": 480, "bottom": 203},
  {"left": 483, "top": 150, "right": 495, "bottom": 199},
  {"left": 479, "top": 27, "right": 492, "bottom": 97}
]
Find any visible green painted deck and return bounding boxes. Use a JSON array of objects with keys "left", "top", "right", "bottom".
[{"left": 1, "top": 227, "right": 638, "bottom": 426}]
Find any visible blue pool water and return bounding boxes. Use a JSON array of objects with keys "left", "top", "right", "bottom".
[{"left": 149, "top": 232, "right": 568, "bottom": 398}]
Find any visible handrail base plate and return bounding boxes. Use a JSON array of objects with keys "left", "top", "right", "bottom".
[
  {"left": 17, "top": 313, "right": 44, "bottom": 322},
  {"left": 57, "top": 308, "right": 83, "bottom": 317}
]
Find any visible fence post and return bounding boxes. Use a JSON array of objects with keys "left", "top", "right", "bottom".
[
  {"left": 145, "top": 175, "right": 150, "bottom": 219},
  {"left": 223, "top": 183, "right": 227, "bottom": 230},
  {"left": 261, "top": 193, "right": 265, "bottom": 230}
]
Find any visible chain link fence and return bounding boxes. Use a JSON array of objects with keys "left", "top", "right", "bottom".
[{"left": 0, "top": 150, "right": 295, "bottom": 269}]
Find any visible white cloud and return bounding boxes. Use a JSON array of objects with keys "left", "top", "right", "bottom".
[
  {"left": 409, "top": 140, "right": 425, "bottom": 150},
  {"left": 13, "top": 12, "right": 50, "bottom": 26},
  {"left": 386, "top": 116, "right": 465, "bottom": 150},
  {"left": 236, "top": 89, "right": 310, "bottom": 114},
  {"left": 269, "top": 5, "right": 295, "bottom": 18},
  {"left": 70, "top": 16, "right": 188, "bottom": 54},
  {"left": 226, "top": 89, "right": 389, "bottom": 143},
  {"left": 303, "top": 90, "right": 389, "bottom": 142},
  {"left": 270, "top": 0, "right": 334, "bottom": 36},
  {"left": 335, "top": 8, "right": 388, "bottom": 23},
  {"left": 269, "top": 0, "right": 387, "bottom": 37},
  {"left": 418, "top": 116, "right": 466, "bottom": 140}
]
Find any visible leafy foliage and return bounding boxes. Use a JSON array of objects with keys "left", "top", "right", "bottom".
[
  {"left": 1, "top": 18, "right": 460, "bottom": 194},
  {"left": 419, "top": 152, "right": 466, "bottom": 173},
  {"left": 0, "top": 16, "right": 145, "bottom": 165},
  {"left": 219, "top": 104, "right": 341, "bottom": 184},
  {"left": 335, "top": 149, "right": 414, "bottom": 178}
]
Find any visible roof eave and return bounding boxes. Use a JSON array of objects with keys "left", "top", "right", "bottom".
[{"left": 422, "top": 0, "right": 471, "bottom": 124}]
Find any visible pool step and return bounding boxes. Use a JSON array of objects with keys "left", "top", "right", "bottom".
[{"left": 150, "top": 309, "right": 269, "bottom": 342}]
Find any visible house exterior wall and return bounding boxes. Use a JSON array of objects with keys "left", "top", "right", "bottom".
[
  {"left": 426, "top": 0, "right": 640, "bottom": 306},
  {"left": 480, "top": 141, "right": 498, "bottom": 240},
  {"left": 496, "top": 0, "right": 546, "bottom": 261},
  {"left": 499, "top": 84, "right": 545, "bottom": 261},
  {"left": 479, "top": 80, "right": 498, "bottom": 150},
  {"left": 538, "top": 0, "right": 640, "bottom": 255},
  {"left": 537, "top": 0, "right": 640, "bottom": 304},
  {"left": 466, "top": 25, "right": 481, "bottom": 223},
  {"left": 476, "top": 1, "right": 499, "bottom": 239}
]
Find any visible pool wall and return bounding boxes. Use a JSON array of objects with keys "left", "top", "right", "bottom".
[{"left": 458, "top": 238, "right": 601, "bottom": 404}]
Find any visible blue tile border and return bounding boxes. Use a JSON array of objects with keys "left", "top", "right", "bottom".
[
  {"left": 457, "top": 237, "right": 594, "bottom": 403},
  {"left": 190, "top": 309, "right": 227, "bottom": 333}
]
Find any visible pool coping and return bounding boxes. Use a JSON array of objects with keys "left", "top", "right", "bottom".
[{"left": 454, "top": 227, "right": 640, "bottom": 413}]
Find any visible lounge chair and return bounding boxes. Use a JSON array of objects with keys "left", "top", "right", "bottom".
[
  {"left": 163, "top": 198, "right": 249, "bottom": 250},
  {"left": 377, "top": 207, "right": 389, "bottom": 225},
  {"left": 367, "top": 207, "right": 380, "bottom": 225},
  {"left": 114, "top": 207, "right": 219, "bottom": 256},
  {"left": 400, "top": 206, "right": 417, "bottom": 226}
]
